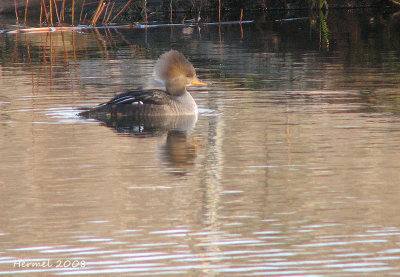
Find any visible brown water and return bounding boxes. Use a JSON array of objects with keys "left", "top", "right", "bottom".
[{"left": 1, "top": 10, "right": 400, "bottom": 276}]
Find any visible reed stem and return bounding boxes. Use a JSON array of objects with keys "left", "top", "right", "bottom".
[
  {"left": 40, "top": 2, "right": 43, "bottom": 26},
  {"left": 61, "top": 0, "right": 66, "bottom": 22},
  {"left": 49, "top": 0, "right": 54, "bottom": 25},
  {"left": 91, "top": 0, "right": 105, "bottom": 25},
  {"left": 24, "top": 0, "right": 30, "bottom": 26},
  {"left": 105, "top": 2, "right": 115, "bottom": 23},
  {"left": 53, "top": 0, "right": 61, "bottom": 24},
  {"left": 41, "top": 0, "right": 50, "bottom": 24},
  {"left": 79, "top": 0, "right": 86, "bottom": 25},
  {"left": 109, "top": 0, "right": 134, "bottom": 23},
  {"left": 72, "top": 0, "right": 76, "bottom": 25},
  {"left": 169, "top": 0, "right": 173, "bottom": 24},
  {"left": 102, "top": 0, "right": 110, "bottom": 24},
  {"left": 96, "top": 3, "right": 107, "bottom": 24},
  {"left": 144, "top": 0, "right": 147, "bottom": 22},
  {"left": 15, "top": 0, "right": 20, "bottom": 25},
  {"left": 218, "top": 0, "right": 221, "bottom": 22}
]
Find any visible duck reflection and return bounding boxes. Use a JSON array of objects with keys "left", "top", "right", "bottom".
[
  {"left": 158, "top": 128, "right": 201, "bottom": 175},
  {"left": 87, "top": 113, "right": 198, "bottom": 138},
  {"left": 83, "top": 112, "right": 200, "bottom": 173}
]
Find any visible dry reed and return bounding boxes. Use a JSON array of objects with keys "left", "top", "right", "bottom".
[
  {"left": 41, "top": 0, "right": 50, "bottom": 24},
  {"left": 72, "top": 0, "right": 75, "bottom": 25},
  {"left": 109, "top": 0, "right": 134, "bottom": 23},
  {"left": 79, "top": 0, "right": 86, "bottom": 24},
  {"left": 91, "top": 0, "right": 106, "bottom": 25},
  {"left": 53, "top": 0, "right": 61, "bottom": 24},
  {"left": 218, "top": 0, "right": 221, "bottom": 22},
  {"left": 144, "top": 0, "right": 147, "bottom": 22},
  {"left": 169, "top": 0, "right": 173, "bottom": 23},
  {"left": 102, "top": 0, "right": 110, "bottom": 24},
  {"left": 49, "top": 0, "right": 53, "bottom": 25},
  {"left": 61, "top": 0, "right": 66, "bottom": 22},
  {"left": 15, "top": 0, "right": 231, "bottom": 29},
  {"left": 40, "top": 2, "right": 43, "bottom": 26},
  {"left": 24, "top": 0, "right": 30, "bottom": 25},
  {"left": 105, "top": 2, "right": 115, "bottom": 23},
  {"left": 14, "top": 0, "right": 20, "bottom": 25}
]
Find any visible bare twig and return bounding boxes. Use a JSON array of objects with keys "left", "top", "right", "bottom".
[
  {"left": 96, "top": 3, "right": 107, "bottom": 24},
  {"left": 109, "top": 0, "right": 134, "bottom": 23},
  {"left": 102, "top": 0, "right": 110, "bottom": 24},
  {"left": 42, "top": 0, "right": 50, "bottom": 24},
  {"left": 61, "top": 0, "right": 66, "bottom": 22},
  {"left": 144, "top": 0, "right": 148, "bottom": 22},
  {"left": 40, "top": 2, "right": 43, "bottom": 26},
  {"left": 218, "top": 0, "right": 221, "bottom": 22},
  {"left": 105, "top": 2, "right": 115, "bottom": 23},
  {"left": 91, "top": 0, "right": 105, "bottom": 25},
  {"left": 53, "top": 0, "right": 61, "bottom": 24},
  {"left": 170, "top": 0, "right": 173, "bottom": 24},
  {"left": 15, "top": 0, "right": 20, "bottom": 25},
  {"left": 49, "top": 0, "right": 54, "bottom": 25},
  {"left": 24, "top": 0, "right": 30, "bottom": 26},
  {"left": 79, "top": 0, "right": 86, "bottom": 24},
  {"left": 72, "top": 0, "right": 76, "bottom": 25}
]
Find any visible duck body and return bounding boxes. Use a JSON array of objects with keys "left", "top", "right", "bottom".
[
  {"left": 79, "top": 88, "right": 198, "bottom": 118},
  {"left": 79, "top": 50, "right": 206, "bottom": 119}
]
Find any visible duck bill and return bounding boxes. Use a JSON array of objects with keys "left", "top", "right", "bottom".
[{"left": 189, "top": 78, "right": 208, "bottom": 86}]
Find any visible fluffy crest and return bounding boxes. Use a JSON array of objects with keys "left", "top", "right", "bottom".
[{"left": 153, "top": 50, "right": 196, "bottom": 83}]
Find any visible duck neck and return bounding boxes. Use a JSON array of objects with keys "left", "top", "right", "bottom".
[{"left": 165, "top": 81, "right": 187, "bottom": 96}]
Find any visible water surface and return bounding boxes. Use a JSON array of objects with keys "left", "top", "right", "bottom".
[{"left": 1, "top": 10, "right": 400, "bottom": 276}]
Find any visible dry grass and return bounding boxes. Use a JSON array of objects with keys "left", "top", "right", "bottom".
[{"left": 18, "top": 0, "right": 135, "bottom": 27}]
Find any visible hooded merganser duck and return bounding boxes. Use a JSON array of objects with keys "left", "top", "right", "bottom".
[{"left": 79, "top": 50, "right": 207, "bottom": 118}]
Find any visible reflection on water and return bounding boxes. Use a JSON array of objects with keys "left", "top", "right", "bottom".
[
  {"left": 87, "top": 113, "right": 198, "bottom": 137},
  {"left": 1, "top": 9, "right": 400, "bottom": 276}
]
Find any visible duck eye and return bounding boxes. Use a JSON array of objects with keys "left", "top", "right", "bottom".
[{"left": 186, "top": 74, "right": 193, "bottom": 78}]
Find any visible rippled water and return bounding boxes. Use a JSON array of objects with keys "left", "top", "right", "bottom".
[{"left": 1, "top": 10, "right": 400, "bottom": 276}]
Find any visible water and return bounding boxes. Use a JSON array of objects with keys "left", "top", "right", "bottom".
[{"left": 1, "top": 10, "right": 400, "bottom": 276}]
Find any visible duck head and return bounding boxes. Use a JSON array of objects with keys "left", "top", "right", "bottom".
[{"left": 153, "top": 50, "right": 207, "bottom": 96}]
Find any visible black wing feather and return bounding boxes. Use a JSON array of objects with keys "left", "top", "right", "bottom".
[{"left": 104, "top": 89, "right": 169, "bottom": 106}]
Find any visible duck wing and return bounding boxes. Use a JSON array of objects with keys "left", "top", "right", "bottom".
[
  {"left": 78, "top": 89, "right": 173, "bottom": 118},
  {"left": 104, "top": 89, "right": 170, "bottom": 106}
]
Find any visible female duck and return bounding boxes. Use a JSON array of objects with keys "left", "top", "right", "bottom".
[{"left": 79, "top": 50, "right": 207, "bottom": 118}]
